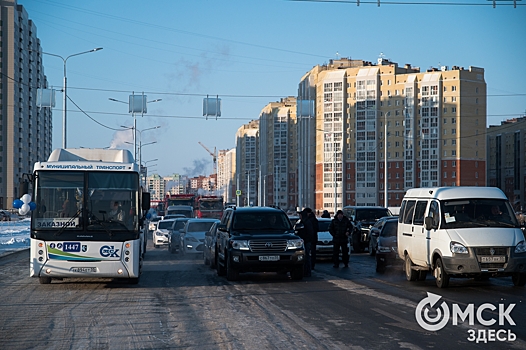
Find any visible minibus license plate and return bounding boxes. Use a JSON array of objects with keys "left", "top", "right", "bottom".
[
  {"left": 480, "top": 256, "right": 505, "bottom": 263},
  {"left": 259, "top": 256, "right": 279, "bottom": 261},
  {"left": 71, "top": 267, "right": 97, "bottom": 273}
]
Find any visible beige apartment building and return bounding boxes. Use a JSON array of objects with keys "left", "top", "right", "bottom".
[
  {"left": 299, "top": 57, "right": 487, "bottom": 214},
  {"left": 487, "top": 116, "right": 526, "bottom": 212},
  {"left": 258, "top": 97, "right": 297, "bottom": 211},
  {"left": 235, "top": 120, "right": 259, "bottom": 207},
  {"left": 0, "top": 0, "right": 52, "bottom": 208}
]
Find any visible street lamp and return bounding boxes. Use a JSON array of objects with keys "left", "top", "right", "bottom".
[
  {"left": 43, "top": 48, "right": 103, "bottom": 148},
  {"left": 110, "top": 95, "right": 161, "bottom": 160}
]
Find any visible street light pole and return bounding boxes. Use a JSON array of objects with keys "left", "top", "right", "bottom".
[
  {"left": 43, "top": 48, "right": 103, "bottom": 148},
  {"left": 384, "top": 113, "right": 388, "bottom": 207}
]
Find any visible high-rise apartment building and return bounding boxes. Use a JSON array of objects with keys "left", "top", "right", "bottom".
[
  {"left": 487, "top": 116, "right": 526, "bottom": 212},
  {"left": 217, "top": 148, "right": 236, "bottom": 204},
  {"left": 299, "top": 57, "right": 486, "bottom": 214},
  {"left": 0, "top": 0, "right": 51, "bottom": 208},
  {"left": 258, "top": 97, "right": 297, "bottom": 210},
  {"left": 235, "top": 120, "right": 259, "bottom": 207}
]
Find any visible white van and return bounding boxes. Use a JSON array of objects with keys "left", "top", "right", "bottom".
[{"left": 397, "top": 187, "right": 526, "bottom": 288}]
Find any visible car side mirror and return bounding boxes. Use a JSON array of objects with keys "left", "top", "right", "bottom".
[
  {"left": 371, "top": 231, "right": 379, "bottom": 237},
  {"left": 218, "top": 224, "right": 227, "bottom": 232},
  {"left": 424, "top": 216, "right": 435, "bottom": 231}
]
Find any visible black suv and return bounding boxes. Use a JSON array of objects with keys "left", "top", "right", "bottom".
[
  {"left": 342, "top": 206, "right": 392, "bottom": 253},
  {"left": 215, "top": 206, "right": 305, "bottom": 281}
]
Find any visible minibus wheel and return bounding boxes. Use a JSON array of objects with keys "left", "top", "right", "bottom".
[
  {"left": 512, "top": 272, "right": 526, "bottom": 287},
  {"left": 434, "top": 258, "right": 450, "bottom": 288},
  {"left": 404, "top": 255, "right": 418, "bottom": 281}
]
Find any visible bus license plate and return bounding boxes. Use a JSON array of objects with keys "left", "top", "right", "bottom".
[
  {"left": 259, "top": 256, "right": 279, "bottom": 261},
  {"left": 71, "top": 267, "right": 97, "bottom": 273},
  {"left": 480, "top": 256, "right": 505, "bottom": 263}
]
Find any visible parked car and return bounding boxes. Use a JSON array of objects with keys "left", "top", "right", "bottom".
[
  {"left": 314, "top": 218, "right": 334, "bottom": 259},
  {"left": 0, "top": 209, "right": 12, "bottom": 221},
  {"left": 148, "top": 216, "right": 161, "bottom": 232},
  {"left": 204, "top": 221, "right": 220, "bottom": 268},
  {"left": 368, "top": 216, "right": 399, "bottom": 256},
  {"left": 342, "top": 206, "right": 393, "bottom": 253},
  {"left": 168, "top": 218, "right": 190, "bottom": 253},
  {"left": 163, "top": 214, "right": 185, "bottom": 220},
  {"left": 373, "top": 218, "right": 399, "bottom": 273},
  {"left": 153, "top": 219, "right": 175, "bottom": 248},
  {"left": 180, "top": 218, "right": 219, "bottom": 255},
  {"left": 216, "top": 206, "right": 305, "bottom": 281}
]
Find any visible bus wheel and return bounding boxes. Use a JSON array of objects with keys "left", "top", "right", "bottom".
[{"left": 39, "top": 277, "right": 52, "bottom": 284}]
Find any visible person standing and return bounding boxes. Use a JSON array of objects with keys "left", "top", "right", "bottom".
[
  {"left": 296, "top": 209, "right": 314, "bottom": 277},
  {"left": 303, "top": 207, "right": 319, "bottom": 270},
  {"left": 321, "top": 210, "right": 331, "bottom": 218},
  {"left": 329, "top": 210, "right": 351, "bottom": 268}
]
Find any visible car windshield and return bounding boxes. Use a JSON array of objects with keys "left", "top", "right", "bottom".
[
  {"left": 188, "top": 221, "right": 216, "bottom": 232},
  {"left": 380, "top": 221, "right": 397, "bottom": 237},
  {"left": 318, "top": 221, "right": 331, "bottom": 231},
  {"left": 173, "top": 220, "right": 188, "bottom": 230},
  {"left": 356, "top": 209, "right": 391, "bottom": 222},
  {"left": 441, "top": 198, "right": 519, "bottom": 229},
  {"left": 233, "top": 212, "right": 292, "bottom": 231},
  {"left": 158, "top": 221, "right": 173, "bottom": 229}
]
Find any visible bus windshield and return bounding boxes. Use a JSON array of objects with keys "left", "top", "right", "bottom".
[{"left": 32, "top": 171, "right": 139, "bottom": 239}]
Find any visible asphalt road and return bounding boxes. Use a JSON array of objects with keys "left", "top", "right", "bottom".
[{"left": 1, "top": 237, "right": 526, "bottom": 350}]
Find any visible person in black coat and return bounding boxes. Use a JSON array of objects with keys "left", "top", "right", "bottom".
[
  {"left": 321, "top": 210, "right": 331, "bottom": 218},
  {"left": 328, "top": 209, "right": 351, "bottom": 268},
  {"left": 303, "top": 208, "right": 319, "bottom": 270},
  {"left": 296, "top": 209, "right": 314, "bottom": 277}
]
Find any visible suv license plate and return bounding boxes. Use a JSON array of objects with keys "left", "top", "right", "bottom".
[
  {"left": 480, "top": 256, "right": 505, "bottom": 263},
  {"left": 259, "top": 255, "right": 279, "bottom": 261},
  {"left": 71, "top": 267, "right": 97, "bottom": 273}
]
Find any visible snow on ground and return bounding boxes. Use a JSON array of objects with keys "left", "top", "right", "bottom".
[{"left": 0, "top": 218, "right": 30, "bottom": 255}]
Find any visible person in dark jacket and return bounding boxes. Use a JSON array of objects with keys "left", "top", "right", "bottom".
[
  {"left": 296, "top": 209, "right": 314, "bottom": 277},
  {"left": 321, "top": 210, "right": 331, "bottom": 218},
  {"left": 328, "top": 209, "right": 351, "bottom": 268},
  {"left": 303, "top": 208, "right": 319, "bottom": 270}
]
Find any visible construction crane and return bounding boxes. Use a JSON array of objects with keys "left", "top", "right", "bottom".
[{"left": 198, "top": 141, "right": 217, "bottom": 175}]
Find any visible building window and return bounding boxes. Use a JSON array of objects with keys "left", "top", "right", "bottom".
[
  {"left": 452, "top": 161, "right": 456, "bottom": 167},
  {"left": 452, "top": 171, "right": 456, "bottom": 178},
  {"left": 443, "top": 108, "right": 447, "bottom": 113},
  {"left": 452, "top": 150, "right": 456, "bottom": 156},
  {"left": 452, "top": 107, "right": 456, "bottom": 113},
  {"left": 452, "top": 129, "right": 456, "bottom": 134},
  {"left": 451, "top": 118, "right": 456, "bottom": 124},
  {"left": 452, "top": 86, "right": 457, "bottom": 91},
  {"left": 475, "top": 172, "right": 478, "bottom": 179},
  {"left": 444, "top": 172, "right": 447, "bottom": 178},
  {"left": 443, "top": 161, "right": 447, "bottom": 167},
  {"left": 451, "top": 97, "right": 457, "bottom": 102}
]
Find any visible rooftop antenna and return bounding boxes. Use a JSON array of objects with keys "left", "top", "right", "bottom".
[{"left": 335, "top": 51, "right": 341, "bottom": 59}]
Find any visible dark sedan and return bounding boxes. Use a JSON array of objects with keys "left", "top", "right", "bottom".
[{"left": 372, "top": 218, "right": 399, "bottom": 273}]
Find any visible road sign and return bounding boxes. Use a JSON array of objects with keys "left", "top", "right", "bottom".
[{"left": 236, "top": 190, "right": 241, "bottom": 196}]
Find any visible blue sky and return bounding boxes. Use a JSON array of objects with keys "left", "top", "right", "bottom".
[{"left": 19, "top": 0, "right": 526, "bottom": 177}]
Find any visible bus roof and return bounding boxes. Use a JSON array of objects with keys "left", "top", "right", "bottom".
[{"left": 34, "top": 148, "right": 138, "bottom": 172}]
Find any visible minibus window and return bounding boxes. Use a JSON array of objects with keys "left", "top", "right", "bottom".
[
  {"left": 403, "top": 200, "right": 416, "bottom": 224},
  {"left": 413, "top": 201, "right": 428, "bottom": 226}
]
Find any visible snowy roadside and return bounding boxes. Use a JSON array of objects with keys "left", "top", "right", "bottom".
[{"left": 0, "top": 218, "right": 30, "bottom": 257}]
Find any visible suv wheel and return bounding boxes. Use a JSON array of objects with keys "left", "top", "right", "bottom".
[
  {"left": 216, "top": 253, "right": 226, "bottom": 276},
  {"left": 368, "top": 239, "right": 376, "bottom": 256},
  {"left": 226, "top": 254, "right": 239, "bottom": 281}
]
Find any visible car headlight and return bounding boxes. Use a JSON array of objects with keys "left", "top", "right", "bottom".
[
  {"left": 230, "top": 240, "right": 249, "bottom": 250},
  {"left": 155, "top": 231, "right": 163, "bottom": 236},
  {"left": 287, "top": 238, "right": 304, "bottom": 249},
  {"left": 515, "top": 241, "right": 526, "bottom": 254},
  {"left": 450, "top": 241, "right": 468, "bottom": 254}
]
